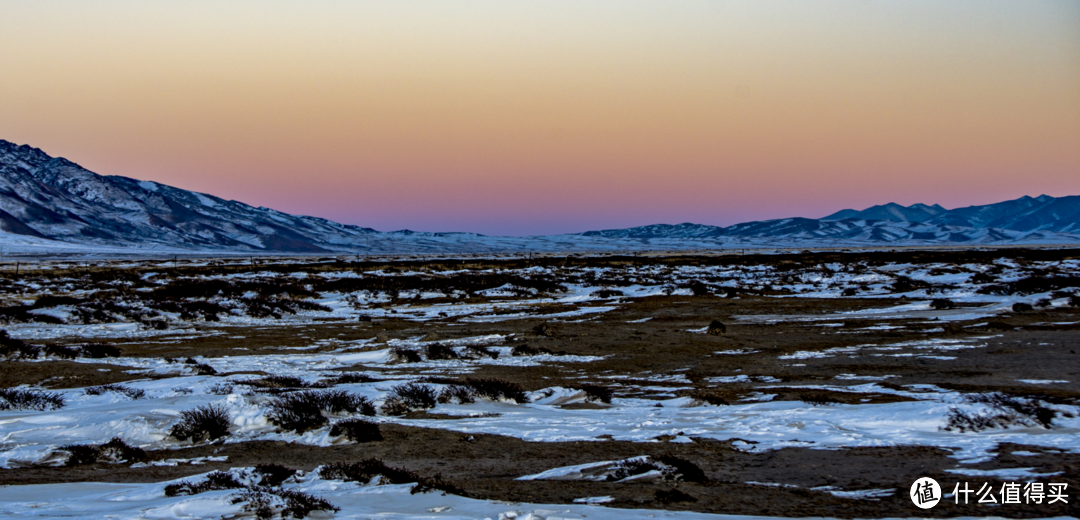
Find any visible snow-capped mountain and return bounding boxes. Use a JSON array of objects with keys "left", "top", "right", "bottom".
[
  {"left": 1, "top": 138, "right": 1078, "bottom": 255},
  {"left": 822, "top": 202, "right": 947, "bottom": 222},
  {"left": 578, "top": 217, "right": 1067, "bottom": 244},
  {"left": 823, "top": 197, "right": 1080, "bottom": 233},
  {"left": 0, "top": 139, "right": 381, "bottom": 252}
]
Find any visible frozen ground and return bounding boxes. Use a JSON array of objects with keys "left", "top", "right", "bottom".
[
  {"left": 1, "top": 250, "right": 1078, "bottom": 518},
  {"left": 3, "top": 368, "right": 1077, "bottom": 470},
  {"left": 0, "top": 471, "right": 1036, "bottom": 520}
]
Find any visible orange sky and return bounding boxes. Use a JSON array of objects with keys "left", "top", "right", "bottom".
[{"left": 2, "top": 1, "right": 1078, "bottom": 235}]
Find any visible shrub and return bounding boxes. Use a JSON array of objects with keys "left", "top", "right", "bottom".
[
  {"left": 607, "top": 458, "right": 662, "bottom": 481},
  {"left": 655, "top": 455, "right": 708, "bottom": 484},
  {"left": 167, "top": 469, "right": 338, "bottom": 519},
  {"left": 319, "top": 390, "right": 373, "bottom": 414},
  {"left": 319, "top": 459, "right": 465, "bottom": 496},
  {"left": 326, "top": 373, "right": 378, "bottom": 384},
  {"left": 184, "top": 358, "right": 217, "bottom": 375},
  {"left": 390, "top": 347, "right": 422, "bottom": 363},
  {"left": 247, "top": 486, "right": 336, "bottom": 518},
  {"left": 97, "top": 437, "right": 148, "bottom": 463},
  {"left": 207, "top": 382, "right": 234, "bottom": 395},
  {"left": 84, "top": 384, "right": 146, "bottom": 400},
  {"left": 380, "top": 398, "right": 410, "bottom": 416},
  {"left": 797, "top": 390, "right": 841, "bottom": 406},
  {"left": 238, "top": 375, "right": 310, "bottom": 389},
  {"left": 1070, "top": 294, "right": 1080, "bottom": 307},
  {"left": 61, "top": 444, "right": 101, "bottom": 466},
  {"left": 437, "top": 385, "right": 475, "bottom": 405},
  {"left": 943, "top": 392, "right": 1058, "bottom": 432},
  {"left": 41, "top": 344, "right": 80, "bottom": 359},
  {"left": 154, "top": 300, "right": 229, "bottom": 322},
  {"left": 0, "top": 387, "right": 65, "bottom": 410},
  {"left": 969, "top": 393, "right": 1057, "bottom": 428},
  {"left": 319, "top": 459, "right": 417, "bottom": 485},
  {"left": 241, "top": 297, "right": 284, "bottom": 319},
  {"left": 0, "top": 331, "right": 40, "bottom": 359},
  {"left": 944, "top": 408, "right": 1010, "bottom": 433},
  {"left": 268, "top": 390, "right": 374, "bottom": 433},
  {"left": 464, "top": 345, "right": 498, "bottom": 359},
  {"left": 385, "top": 383, "right": 437, "bottom": 411},
  {"left": 706, "top": 320, "right": 726, "bottom": 335},
  {"left": 840, "top": 287, "right": 858, "bottom": 297},
  {"left": 425, "top": 343, "right": 459, "bottom": 360},
  {"left": 165, "top": 471, "right": 246, "bottom": 496},
  {"left": 253, "top": 463, "right": 298, "bottom": 487},
  {"left": 591, "top": 288, "right": 623, "bottom": 299},
  {"left": 329, "top": 418, "right": 383, "bottom": 442},
  {"left": 79, "top": 343, "right": 122, "bottom": 358},
  {"left": 606, "top": 456, "right": 704, "bottom": 483},
  {"left": 465, "top": 378, "right": 527, "bottom": 404},
  {"left": 16, "top": 341, "right": 121, "bottom": 360},
  {"left": 63, "top": 437, "right": 147, "bottom": 466},
  {"left": 169, "top": 404, "right": 231, "bottom": 442},
  {"left": 140, "top": 317, "right": 169, "bottom": 330},
  {"left": 419, "top": 376, "right": 462, "bottom": 385},
  {"left": 235, "top": 489, "right": 275, "bottom": 520},
  {"left": 930, "top": 299, "right": 956, "bottom": 310},
  {"left": 511, "top": 344, "right": 552, "bottom": 356},
  {"left": 267, "top": 394, "right": 324, "bottom": 432},
  {"left": 578, "top": 384, "right": 613, "bottom": 404},
  {"left": 890, "top": 276, "right": 931, "bottom": 293},
  {"left": 684, "top": 281, "right": 710, "bottom": 296},
  {"left": 411, "top": 473, "right": 467, "bottom": 496},
  {"left": 433, "top": 378, "right": 528, "bottom": 405},
  {"left": 1012, "top": 302, "right": 1034, "bottom": 313},
  {"left": 690, "top": 386, "right": 750, "bottom": 406}
]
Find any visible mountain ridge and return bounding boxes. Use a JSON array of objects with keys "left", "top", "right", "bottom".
[
  {"left": 1, "top": 139, "right": 1078, "bottom": 254},
  {"left": 821, "top": 197, "right": 1080, "bottom": 233}
]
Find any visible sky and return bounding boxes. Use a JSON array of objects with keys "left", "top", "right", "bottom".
[{"left": 1, "top": 1, "right": 1078, "bottom": 236}]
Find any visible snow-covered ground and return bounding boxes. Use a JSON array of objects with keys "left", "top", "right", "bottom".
[
  {"left": 4, "top": 257, "right": 1078, "bottom": 340},
  {"left": 3, "top": 366, "right": 1078, "bottom": 470},
  {"left": 0, "top": 473, "right": 893, "bottom": 520},
  {"left": 2, "top": 257, "right": 1079, "bottom": 467},
  {"left": 2, "top": 255, "right": 1079, "bottom": 518}
]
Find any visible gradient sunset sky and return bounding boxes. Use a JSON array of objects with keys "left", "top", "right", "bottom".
[{"left": 2, "top": 1, "right": 1078, "bottom": 236}]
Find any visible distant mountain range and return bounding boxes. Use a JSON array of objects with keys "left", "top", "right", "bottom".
[
  {"left": 822, "top": 197, "right": 1080, "bottom": 233},
  {"left": 1, "top": 139, "right": 1078, "bottom": 255},
  {"left": 582, "top": 196, "right": 1080, "bottom": 243}
]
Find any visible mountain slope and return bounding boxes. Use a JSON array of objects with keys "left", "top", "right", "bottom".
[
  {"left": 823, "top": 202, "right": 946, "bottom": 222},
  {"left": 0, "top": 140, "right": 380, "bottom": 252},
  {"left": 580, "top": 217, "right": 1052, "bottom": 245},
  {"left": 926, "top": 195, "right": 1080, "bottom": 233},
  {"left": 823, "top": 197, "right": 1080, "bottom": 233},
  {"left": 1, "top": 138, "right": 1078, "bottom": 254}
]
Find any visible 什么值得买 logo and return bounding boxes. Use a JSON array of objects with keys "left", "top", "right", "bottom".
[{"left": 911, "top": 477, "right": 941, "bottom": 509}]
